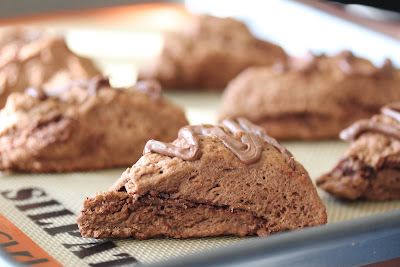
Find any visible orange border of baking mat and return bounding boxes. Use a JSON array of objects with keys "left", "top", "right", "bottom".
[{"left": 0, "top": 213, "right": 62, "bottom": 266}]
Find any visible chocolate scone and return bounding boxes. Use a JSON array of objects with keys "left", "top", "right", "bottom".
[
  {"left": 219, "top": 51, "right": 400, "bottom": 140},
  {"left": 0, "top": 27, "right": 43, "bottom": 47},
  {"left": 77, "top": 118, "right": 327, "bottom": 239},
  {"left": 0, "top": 77, "right": 188, "bottom": 172},
  {"left": 0, "top": 28, "right": 100, "bottom": 108},
  {"left": 317, "top": 103, "right": 400, "bottom": 200},
  {"left": 138, "top": 14, "right": 287, "bottom": 90}
]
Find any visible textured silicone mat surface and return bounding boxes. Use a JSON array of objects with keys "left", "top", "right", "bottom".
[{"left": 1, "top": 93, "right": 400, "bottom": 266}]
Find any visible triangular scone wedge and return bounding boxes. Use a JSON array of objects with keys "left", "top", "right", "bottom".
[
  {"left": 219, "top": 51, "right": 400, "bottom": 140},
  {"left": 0, "top": 27, "right": 100, "bottom": 108},
  {"left": 138, "top": 14, "right": 287, "bottom": 90},
  {"left": 0, "top": 77, "right": 188, "bottom": 172},
  {"left": 317, "top": 103, "right": 400, "bottom": 200},
  {"left": 77, "top": 118, "right": 327, "bottom": 239}
]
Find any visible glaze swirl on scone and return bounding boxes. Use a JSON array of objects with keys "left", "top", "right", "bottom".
[
  {"left": 145, "top": 118, "right": 294, "bottom": 168},
  {"left": 0, "top": 78, "right": 188, "bottom": 172},
  {"left": 0, "top": 28, "right": 100, "bottom": 108},
  {"left": 219, "top": 51, "right": 400, "bottom": 140},
  {"left": 317, "top": 103, "right": 400, "bottom": 200},
  {"left": 78, "top": 119, "right": 326, "bottom": 239}
]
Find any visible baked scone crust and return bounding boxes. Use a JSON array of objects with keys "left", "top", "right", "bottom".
[
  {"left": 0, "top": 27, "right": 43, "bottom": 47},
  {"left": 138, "top": 15, "right": 287, "bottom": 90},
  {"left": 0, "top": 28, "right": 100, "bottom": 108},
  {"left": 78, "top": 119, "right": 327, "bottom": 239},
  {"left": 0, "top": 78, "right": 188, "bottom": 172},
  {"left": 219, "top": 51, "right": 400, "bottom": 140},
  {"left": 317, "top": 104, "right": 400, "bottom": 200}
]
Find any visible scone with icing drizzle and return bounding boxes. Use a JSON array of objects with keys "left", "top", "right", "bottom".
[
  {"left": 219, "top": 51, "right": 400, "bottom": 140},
  {"left": 317, "top": 103, "right": 400, "bottom": 200},
  {"left": 0, "top": 27, "right": 100, "bottom": 108},
  {"left": 77, "top": 118, "right": 327, "bottom": 239},
  {"left": 0, "top": 77, "right": 188, "bottom": 172},
  {"left": 138, "top": 14, "right": 287, "bottom": 90}
]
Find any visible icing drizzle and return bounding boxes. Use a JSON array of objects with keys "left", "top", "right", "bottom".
[
  {"left": 273, "top": 51, "right": 317, "bottom": 75},
  {"left": 24, "top": 75, "right": 110, "bottom": 100},
  {"left": 273, "top": 50, "right": 394, "bottom": 77},
  {"left": 24, "top": 87, "right": 47, "bottom": 100},
  {"left": 144, "top": 118, "right": 295, "bottom": 169},
  {"left": 134, "top": 80, "right": 162, "bottom": 99},
  {"left": 24, "top": 77, "right": 162, "bottom": 100},
  {"left": 337, "top": 50, "right": 394, "bottom": 77},
  {"left": 340, "top": 103, "right": 400, "bottom": 142}
]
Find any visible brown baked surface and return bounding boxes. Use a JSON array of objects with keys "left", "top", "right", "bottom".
[
  {"left": 317, "top": 109, "right": 400, "bottom": 200},
  {"left": 0, "top": 27, "right": 43, "bottom": 47},
  {"left": 0, "top": 27, "right": 101, "bottom": 108},
  {"left": 219, "top": 51, "right": 400, "bottom": 140},
  {"left": 77, "top": 123, "right": 326, "bottom": 239},
  {"left": 138, "top": 15, "right": 287, "bottom": 90},
  {"left": 0, "top": 78, "right": 188, "bottom": 172}
]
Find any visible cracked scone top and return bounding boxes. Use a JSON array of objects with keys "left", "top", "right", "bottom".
[
  {"left": 0, "top": 27, "right": 100, "bottom": 108},
  {"left": 0, "top": 77, "right": 188, "bottom": 172},
  {"left": 219, "top": 51, "right": 400, "bottom": 140},
  {"left": 138, "top": 14, "right": 287, "bottom": 90},
  {"left": 77, "top": 118, "right": 327, "bottom": 239},
  {"left": 0, "top": 27, "right": 43, "bottom": 47},
  {"left": 317, "top": 103, "right": 400, "bottom": 200}
]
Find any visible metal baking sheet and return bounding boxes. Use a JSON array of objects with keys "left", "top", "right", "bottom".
[{"left": 149, "top": 209, "right": 400, "bottom": 267}]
